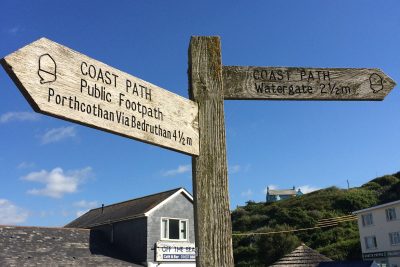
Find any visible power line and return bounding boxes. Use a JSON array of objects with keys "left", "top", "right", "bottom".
[
  {"left": 232, "top": 215, "right": 357, "bottom": 236},
  {"left": 316, "top": 215, "right": 357, "bottom": 227},
  {"left": 317, "top": 214, "right": 356, "bottom": 222}
]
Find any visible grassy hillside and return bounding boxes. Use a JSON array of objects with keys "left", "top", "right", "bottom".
[{"left": 232, "top": 172, "right": 400, "bottom": 266}]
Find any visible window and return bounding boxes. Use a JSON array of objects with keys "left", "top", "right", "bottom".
[
  {"left": 362, "top": 213, "right": 374, "bottom": 226},
  {"left": 365, "top": 236, "right": 377, "bottom": 249},
  {"left": 161, "top": 218, "right": 188, "bottom": 241},
  {"left": 386, "top": 208, "right": 397, "bottom": 221},
  {"left": 389, "top": 232, "right": 400, "bottom": 246}
]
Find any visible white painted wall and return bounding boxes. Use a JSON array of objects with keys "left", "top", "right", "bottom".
[{"left": 356, "top": 202, "right": 400, "bottom": 267}]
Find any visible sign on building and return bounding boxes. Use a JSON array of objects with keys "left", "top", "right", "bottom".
[{"left": 156, "top": 241, "right": 196, "bottom": 262}]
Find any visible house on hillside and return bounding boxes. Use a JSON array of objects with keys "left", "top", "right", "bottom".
[
  {"left": 266, "top": 186, "right": 303, "bottom": 202},
  {"left": 0, "top": 188, "right": 196, "bottom": 267},
  {"left": 353, "top": 200, "right": 400, "bottom": 267},
  {"left": 66, "top": 187, "right": 195, "bottom": 267}
]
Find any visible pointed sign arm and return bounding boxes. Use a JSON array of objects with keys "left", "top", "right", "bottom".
[
  {"left": 1, "top": 38, "right": 199, "bottom": 156},
  {"left": 223, "top": 66, "right": 396, "bottom": 101}
]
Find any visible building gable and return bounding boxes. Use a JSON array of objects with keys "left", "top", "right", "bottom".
[
  {"left": 66, "top": 188, "right": 192, "bottom": 228},
  {"left": 146, "top": 191, "right": 195, "bottom": 263}
]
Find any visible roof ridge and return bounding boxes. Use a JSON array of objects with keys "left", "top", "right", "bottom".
[
  {"left": 89, "top": 187, "right": 184, "bottom": 211},
  {"left": 269, "top": 189, "right": 296, "bottom": 191},
  {"left": 0, "top": 225, "right": 90, "bottom": 231},
  {"left": 65, "top": 187, "right": 193, "bottom": 228}
]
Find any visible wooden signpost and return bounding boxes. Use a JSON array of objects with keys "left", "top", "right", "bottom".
[
  {"left": 1, "top": 38, "right": 199, "bottom": 156},
  {"left": 1, "top": 36, "right": 397, "bottom": 267}
]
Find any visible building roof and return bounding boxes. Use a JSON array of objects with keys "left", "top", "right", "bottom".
[
  {"left": 0, "top": 225, "right": 141, "bottom": 266},
  {"left": 65, "top": 187, "right": 192, "bottom": 228},
  {"left": 268, "top": 189, "right": 297, "bottom": 196},
  {"left": 352, "top": 199, "right": 400, "bottom": 215},
  {"left": 270, "top": 244, "right": 332, "bottom": 267}
]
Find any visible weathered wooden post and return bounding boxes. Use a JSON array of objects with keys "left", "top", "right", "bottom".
[{"left": 188, "top": 36, "right": 234, "bottom": 266}]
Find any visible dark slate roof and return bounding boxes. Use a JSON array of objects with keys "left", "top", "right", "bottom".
[
  {"left": 318, "top": 261, "right": 378, "bottom": 267},
  {"left": 270, "top": 244, "right": 332, "bottom": 267},
  {"left": 66, "top": 187, "right": 190, "bottom": 228},
  {"left": 0, "top": 225, "right": 142, "bottom": 266}
]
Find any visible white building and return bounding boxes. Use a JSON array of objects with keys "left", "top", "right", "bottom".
[{"left": 353, "top": 200, "right": 400, "bottom": 267}]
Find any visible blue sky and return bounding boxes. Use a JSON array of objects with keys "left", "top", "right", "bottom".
[{"left": 0, "top": 0, "right": 399, "bottom": 226}]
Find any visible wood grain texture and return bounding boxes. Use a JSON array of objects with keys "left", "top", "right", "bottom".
[
  {"left": 189, "top": 36, "right": 234, "bottom": 267},
  {"left": 2, "top": 38, "right": 199, "bottom": 155},
  {"left": 223, "top": 66, "right": 396, "bottom": 100}
]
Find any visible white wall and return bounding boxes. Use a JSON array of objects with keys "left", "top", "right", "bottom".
[{"left": 356, "top": 202, "right": 400, "bottom": 267}]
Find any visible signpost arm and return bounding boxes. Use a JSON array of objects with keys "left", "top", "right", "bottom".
[{"left": 188, "top": 36, "right": 234, "bottom": 267}]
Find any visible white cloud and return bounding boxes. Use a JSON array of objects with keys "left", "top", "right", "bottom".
[
  {"left": 7, "top": 26, "right": 20, "bottom": 34},
  {"left": 298, "top": 185, "right": 320, "bottom": 194},
  {"left": 230, "top": 165, "right": 241, "bottom": 174},
  {"left": 40, "top": 126, "right": 76, "bottom": 144},
  {"left": 162, "top": 165, "right": 190, "bottom": 177},
  {"left": 22, "top": 167, "right": 92, "bottom": 198},
  {"left": 76, "top": 210, "right": 87, "bottom": 217},
  {"left": 17, "top": 161, "right": 35, "bottom": 169},
  {"left": 73, "top": 200, "right": 98, "bottom": 208},
  {"left": 229, "top": 164, "right": 251, "bottom": 175},
  {"left": 0, "top": 199, "right": 28, "bottom": 224},
  {"left": 61, "top": 210, "right": 70, "bottom": 217},
  {"left": 74, "top": 200, "right": 98, "bottom": 217},
  {"left": 39, "top": 210, "right": 54, "bottom": 218},
  {"left": 241, "top": 189, "right": 253, "bottom": 198},
  {"left": 0, "top": 112, "right": 40, "bottom": 123}
]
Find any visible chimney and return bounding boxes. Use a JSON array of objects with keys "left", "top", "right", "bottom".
[{"left": 101, "top": 204, "right": 104, "bottom": 214}]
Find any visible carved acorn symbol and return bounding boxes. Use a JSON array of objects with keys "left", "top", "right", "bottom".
[
  {"left": 369, "top": 73, "right": 383, "bottom": 93},
  {"left": 38, "top": 54, "right": 57, "bottom": 84}
]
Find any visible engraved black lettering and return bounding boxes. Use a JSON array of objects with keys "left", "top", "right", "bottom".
[
  {"left": 255, "top": 83, "right": 263, "bottom": 93},
  {"left": 97, "top": 69, "right": 104, "bottom": 83},
  {"left": 300, "top": 70, "right": 306, "bottom": 81},
  {"left": 276, "top": 70, "right": 284, "bottom": 80},
  {"left": 81, "top": 61, "right": 88, "bottom": 75},
  {"left": 261, "top": 70, "right": 268, "bottom": 80},
  {"left": 126, "top": 79, "right": 132, "bottom": 93},
  {"left": 104, "top": 71, "right": 111, "bottom": 85},
  {"left": 112, "top": 73, "right": 118, "bottom": 87},
  {"left": 308, "top": 71, "right": 314, "bottom": 82},
  {"left": 80, "top": 79, "right": 87, "bottom": 93},
  {"left": 320, "top": 83, "right": 327, "bottom": 94},
  {"left": 269, "top": 70, "right": 276, "bottom": 81},
  {"left": 323, "top": 71, "right": 330, "bottom": 81},
  {"left": 88, "top": 65, "right": 96, "bottom": 79},
  {"left": 48, "top": 88, "right": 55, "bottom": 102},
  {"left": 253, "top": 70, "right": 260, "bottom": 80}
]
